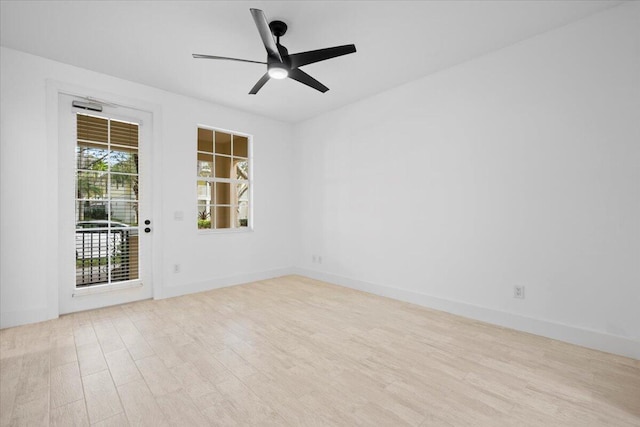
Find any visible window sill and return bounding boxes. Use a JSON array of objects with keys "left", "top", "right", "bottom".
[{"left": 197, "top": 227, "right": 253, "bottom": 235}]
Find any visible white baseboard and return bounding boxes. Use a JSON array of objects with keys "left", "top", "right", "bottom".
[
  {"left": 1, "top": 268, "right": 294, "bottom": 329},
  {"left": 0, "top": 307, "right": 53, "bottom": 329},
  {"left": 294, "top": 268, "right": 640, "bottom": 360},
  {"left": 160, "top": 268, "right": 295, "bottom": 299},
  {"left": 3, "top": 268, "right": 637, "bottom": 360}
]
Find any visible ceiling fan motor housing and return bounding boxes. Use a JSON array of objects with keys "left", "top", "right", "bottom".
[{"left": 268, "top": 45, "right": 290, "bottom": 79}]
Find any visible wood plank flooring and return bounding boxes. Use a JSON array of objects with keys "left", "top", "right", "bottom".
[{"left": 1, "top": 275, "right": 638, "bottom": 426}]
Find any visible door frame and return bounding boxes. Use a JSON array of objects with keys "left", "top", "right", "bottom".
[{"left": 45, "top": 81, "right": 164, "bottom": 317}]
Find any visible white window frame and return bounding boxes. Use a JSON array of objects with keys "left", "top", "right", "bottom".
[{"left": 196, "top": 125, "right": 253, "bottom": 233}]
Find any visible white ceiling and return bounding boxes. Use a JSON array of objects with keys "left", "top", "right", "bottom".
[{"left": 0, "top": 1, "right": 621, "bottom": 123}]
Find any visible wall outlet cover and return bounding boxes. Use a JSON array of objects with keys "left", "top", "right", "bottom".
[{"left": 514, "top": 286, "right": 525, "bottom": 299}]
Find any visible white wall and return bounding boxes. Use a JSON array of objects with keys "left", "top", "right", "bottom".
[
  {"left": 293, "top": 3, "right": 640, "bottom": 358},
  {"left": 0, "top": 47, "right": 295, "bottom": 327}
]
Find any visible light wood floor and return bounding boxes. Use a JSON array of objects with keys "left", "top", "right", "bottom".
[{"left": 1, "top": 275, "right": 638, "bottom": 426}]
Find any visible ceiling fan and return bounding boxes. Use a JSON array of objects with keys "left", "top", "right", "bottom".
[{"left": 193, "top": 8, "right": 356, "bottom": 94}]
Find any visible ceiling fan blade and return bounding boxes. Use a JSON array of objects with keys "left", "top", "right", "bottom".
[
  {"left": 289, "top": 44, "right": 356, "bottom": 69},
  {"left": 249, "top": 8, "right": 283, "bottom": 62},
  {"left": 192, "top": 54, "right": 266, "bottom": 65},
  {"left": 288, "top": 69, "right": 329, "bottom": 93},
  {"left": 249, "top": 73, "right": 271, "bottom": 95}
]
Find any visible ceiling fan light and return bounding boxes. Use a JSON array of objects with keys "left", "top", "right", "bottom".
[{"left": 268, "top": 63, "right": 289, "bottom": 79}]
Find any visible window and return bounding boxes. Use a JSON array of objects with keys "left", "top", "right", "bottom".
[{"left": 197, "top": 127, "right": 251, "bottom": 230}]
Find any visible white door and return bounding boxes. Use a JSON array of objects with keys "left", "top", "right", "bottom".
[{"left": 58, "top": 94, "right": 153, "bottom": 314}]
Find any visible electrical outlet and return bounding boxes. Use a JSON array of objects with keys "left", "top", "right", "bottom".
[
  {"left": 513, "top": 286, "right": 525, "bottom": 299},
  {"left": 174, "top": 264, "right": 180, "bottom": 273}
]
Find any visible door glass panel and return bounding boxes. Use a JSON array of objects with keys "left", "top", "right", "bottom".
[
  {"left": 110, "top": 228, "right": 139, "bottom": 282},
  {"left": 110, "top": 174, "right": 138, "bottom": 200},
  {"left": 75, "top": 114, "right": 140, "bottom": 288},
  {"left": 76, "top": 201, "right": 108, "bottom": 222},
  {"left": 77, "top": 115, "right": 108, "bottom": 143},
  {"left": 110, "top": 120, "right": 139, "bottom": 148},
  {"left": 76, "top": 171, "right": 107, "bottom": 200},
  {"left": 111, "top": 201, "right": 138, "bottom": 226},
  {"left": 77, "top": 143, "right": 109, "bottom": 171},
  {"left": 110, "top": 147, "right": 138, "bottom": 174}
]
